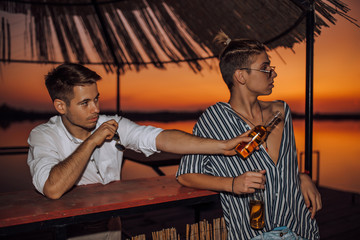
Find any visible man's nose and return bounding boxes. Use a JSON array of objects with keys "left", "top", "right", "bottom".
[
  {"left": 91, "top": 102, "right": 100, "bottom": 113},
  {"left": 272, "top": 70, "right": 277, "bottom": 78}
]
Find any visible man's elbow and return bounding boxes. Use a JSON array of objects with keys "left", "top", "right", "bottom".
[
  {"left": 177, "top": 174, "right": 192, "bottom": 188},
  {"left": 43, "top": 182, "right": 65, "bottom": 200},
  {"left": 44, "top": 190, "right": 62, "bottom": 200},
  {"left": 44, "top": 187, "right": 64, "bottom": 199}
]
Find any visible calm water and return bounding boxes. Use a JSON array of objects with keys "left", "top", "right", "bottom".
[{"left": 0, "top": 119, "right": 359, "bottom": 193}]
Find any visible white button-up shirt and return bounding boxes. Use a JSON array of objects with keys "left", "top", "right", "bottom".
[{"left": 27, "top": 115, "right": 163, "bottom": 194}]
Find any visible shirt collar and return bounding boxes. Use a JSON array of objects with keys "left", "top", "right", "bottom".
[{"left": 56, "top": 116, "right": 83, "bottom": 144}]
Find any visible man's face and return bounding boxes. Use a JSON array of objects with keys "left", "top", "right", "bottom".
[
  {"left": 245, "top": 52, "right": 277, "bottom": 96},
  {"left": 63, "top": 83, "right": 100, "bottom": 131}
]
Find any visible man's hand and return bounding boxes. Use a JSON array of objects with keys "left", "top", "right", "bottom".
[
  {"left": 43, "top": 119, "right": 119, "bottom": 199},
  {"left": 88, "top": 119, "right": 118, "bottom": 146},
  {"left": 232, "top": 170, "right": 266, "bottom": 194},
  {"left": 299, "top": 173, "right": 322, "bottom": 219},
  {"left": 222, "top": 130, "right": 252, "bottom": 156}
]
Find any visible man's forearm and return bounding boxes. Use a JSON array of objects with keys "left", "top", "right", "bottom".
[
  {"left": 156, "top": 129, "right": 226, "bottom": 154},
  {"left": 43, "top": 139, "right": 97, "bottom": 199},
  {"left": 177, "top": 173, "right": 233, "bottom": 193}
]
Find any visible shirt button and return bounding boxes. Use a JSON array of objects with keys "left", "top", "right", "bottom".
[
  {"left": 91, "top": 159, "right": 95, "bottom": 162},
  {"left": 97, "top": 171, "right": 100, "bottom": 174}
]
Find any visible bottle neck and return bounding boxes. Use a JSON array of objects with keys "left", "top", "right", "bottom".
[{"left": 265, "top": 111, "right": 282, "bottom": 132}]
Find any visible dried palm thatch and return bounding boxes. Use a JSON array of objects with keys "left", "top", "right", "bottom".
[{"left": 0, "top": 0, "right": 356, "bottom": 72}]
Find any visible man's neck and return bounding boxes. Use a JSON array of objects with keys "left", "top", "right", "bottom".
[
  {"left": 61, "top": 116, "right": 93, "bottom": 140},
  {"left": 229, "top": 93, "right": 260, "bottom": 118}
]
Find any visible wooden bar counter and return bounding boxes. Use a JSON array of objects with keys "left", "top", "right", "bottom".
[{"left": 0, "top": 176, "right": 219, "bottom": 239}]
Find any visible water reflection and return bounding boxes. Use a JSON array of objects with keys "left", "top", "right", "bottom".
[{"left": 1, "top": 119, "right": 359, "bottom": 193}]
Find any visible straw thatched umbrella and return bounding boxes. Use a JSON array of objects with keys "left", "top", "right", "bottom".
[
  {"left": 0, "top": 0, "right": 357, "bottom": 176},
  {"left": 0, "top": 0, "right": 354, "bottom": 70}
]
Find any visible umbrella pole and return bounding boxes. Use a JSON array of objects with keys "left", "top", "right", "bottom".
[
  {"left": 116, "top": 66, "right": 121, "bottom": 115},
  {"left": 305, "top": 1, "right": 315, "bottom": 178}
]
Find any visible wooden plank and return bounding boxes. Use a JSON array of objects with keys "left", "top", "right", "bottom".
[{"left": 0, "top": 176, "right": 217, "bottom": 228}]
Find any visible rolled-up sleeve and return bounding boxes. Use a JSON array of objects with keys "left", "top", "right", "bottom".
[
  {"left": 176, "top": 153, "right": 210, "bottom": 177},
  {"left": 27, "top": 128, "right": 62, "bottom": 194},
  {"left": 118, "top": 117, "right": 163, "bottom": 157}
]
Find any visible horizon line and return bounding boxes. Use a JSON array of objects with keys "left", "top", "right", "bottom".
[{"left": 1, "top": 104, "right": 360, "bottom": 123}]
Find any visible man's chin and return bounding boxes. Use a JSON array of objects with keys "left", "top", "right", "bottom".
[
  {"left": 90, "top": 123, "right": 97, "bottom": 130},
  {"left": 84, "top": 122, "right": 97, "bottom": 131}
]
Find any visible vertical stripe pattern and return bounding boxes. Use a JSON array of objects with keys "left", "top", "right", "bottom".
[{"left": 176, "top": 101, "right": 319, "bottom": 240}]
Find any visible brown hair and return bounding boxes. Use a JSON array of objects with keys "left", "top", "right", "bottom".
[
  {"left": 214, "top": 31, "right": 266, "bottom": 90},
  {"left": 45, "top": 63, "right": 101, "bottom": 105}
]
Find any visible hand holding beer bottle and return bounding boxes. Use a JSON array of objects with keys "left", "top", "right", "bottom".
[
  {"left": 249, "top": 169, "right": 265, "bottom": 230},
  {"left": 235, "top": 111, "right": 282, "bottom": 159}
]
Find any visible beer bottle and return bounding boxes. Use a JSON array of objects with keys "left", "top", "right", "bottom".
[{"left": 235, "top": 111, "right": 282, "bottom": 159}]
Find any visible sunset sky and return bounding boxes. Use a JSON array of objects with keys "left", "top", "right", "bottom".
[{"left": 0, "top": 0, "right": 359, "bottom": 114}]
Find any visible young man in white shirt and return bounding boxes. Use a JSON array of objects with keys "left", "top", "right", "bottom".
[
  {"left": 27, "top": 63, "right": 251, "bottom": 200},
  {"left": 27, "top": 63, "right": 255, "bottom": 239}
]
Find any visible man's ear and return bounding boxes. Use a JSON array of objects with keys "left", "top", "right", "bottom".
[
  {"left": 233, "top": 69, "right": 246, "bottom": 85},
  {"left": 54, "top": 99, "right": 66, "bottom": 115}
]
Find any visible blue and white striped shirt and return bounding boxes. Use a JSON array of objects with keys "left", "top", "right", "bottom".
[{"left": 176, "top": 101, "right": 319, "bottom": 239}]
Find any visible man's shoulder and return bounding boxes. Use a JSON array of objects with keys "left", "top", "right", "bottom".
[
  {"left": 31, "top": 115, "right": 61, "bottom": 132},
  {"left": 195, "top": 102, "right": 233, "bottom": 136},
  {"left": 197, "top": 102, "right": 230, "bottom": 120},
  {"left": 260, "top": 100, "right": 289, "bottom": 115},
  {"left": 28, "top": 116, "right": 63, "bottom": 142},
  {"left": 202, "top": 102, "right": 230, "bottom": 114},
  {"left": 270, "top": 100, "right": 291, "bottom": 115}
]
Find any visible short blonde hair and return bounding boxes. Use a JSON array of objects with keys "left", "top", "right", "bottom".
[{"left": 214, "top": 31, "right": 266, "bottom": 90}]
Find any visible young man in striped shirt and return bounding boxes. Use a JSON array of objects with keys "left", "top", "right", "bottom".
[{"left": 176, "top": 33, "right": 321, "bottom": 239}]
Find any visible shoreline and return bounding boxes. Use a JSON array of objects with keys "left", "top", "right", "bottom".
[
  {"left": 2, "top": 110, "right": 360, "bottom": 130},
  {"left": 1, "top": 104, "right": 360, "bottom": 122},
  {"left": 1, "top": 103, "right": 360, "bottom": 129}
]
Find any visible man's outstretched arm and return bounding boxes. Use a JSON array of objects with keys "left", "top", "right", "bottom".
[{"left": 155, "top": 129, "right": 251, "bottom": 156}]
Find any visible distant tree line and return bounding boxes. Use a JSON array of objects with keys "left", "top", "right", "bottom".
[{"left": 1, "top": 103, "right": 359, "bottom": 129}]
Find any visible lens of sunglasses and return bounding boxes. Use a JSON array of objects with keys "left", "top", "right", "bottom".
[
  {"left": 115, "top": 142, "right": 125, "bottom": 151},
  {"left": 113, "top": 133, "right": 119, "bottom": 141},
  {"left": 113, "top": 132, "right": 125, "bottom": 151}
]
